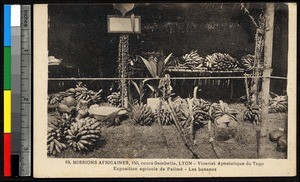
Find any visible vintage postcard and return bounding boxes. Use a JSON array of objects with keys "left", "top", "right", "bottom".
[{"left": 33, "top": 3, "right": 297, "bottom": 178}]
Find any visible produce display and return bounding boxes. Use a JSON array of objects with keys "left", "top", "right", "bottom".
[
  {"left": 172, "top": 97, "right": 211, "bottom": 127},
  {"left": 47, "top": 114, "right": 75, "bottom": 155},
  {"left": 131, "top": 103, "right": 154, "bottom": 126},
  {"left": 107, "top": 92, "right": 122, "bottom": 107},
  {"left": 48, "top": 115, "right": 102, "bottom": 155},
  {"left": 47, "top": 82, "right": 102, "bottom": 113},
  {"left": 209, "top": 100, "right": 238, "bottom": 141},
  {"left": 205, "top": 53, "right": 239, "bottom": 71},
  {"left": 240, "top": 54, "right": 255, "bottom": 72},
  {"left": 182, "top": 50, "right": 206, "bottom": 68},
  {"left": 154, "top": 104, "right": 173, "bottom": 125},
  {"left": 243, "top": 104, "right": 260, "bottom": 125},
  {"left": 65, "top": 117, "right": 102, "bottom": 153},
  {"left": 269, "top": 95, "right": 288, "bottom": 113}
]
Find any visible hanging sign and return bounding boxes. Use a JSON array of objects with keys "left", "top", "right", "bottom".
[
  {"left": 107, "top": 15, "right": 141, "bottom": 33},
  {"left": 113, "top": 3, "right": 135, "bottom": 17}
]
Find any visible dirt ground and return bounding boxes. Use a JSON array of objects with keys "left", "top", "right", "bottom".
[{"left": 49, "top": 103, "right": 287, "bottom": 159}]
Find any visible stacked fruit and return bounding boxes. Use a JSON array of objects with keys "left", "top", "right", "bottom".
[
  {"left": 71, "top": 83, "right": 102, "bottom": 104},
  {"left": 48, "top": 94, "right": 59, "bottom": 112},
  {"left": 47, "top": 114, "right": 74, "bottom": 155},
  {"left": 243, "top": 105, "right": 260, "bottom": 125},
  {"left": 172, "top": 97, "right": 211, "bottom": 127},
  {"left": 210, "top": 100, "right": 238, "bottom": 127},
  {"left": 269, "top": 95, "right": 288, "bottom": 113},
  {"left": 154, "top": 104, "right": 173, "bottom": 125},
  {"left": 107, "top": 92, "right": 122, "bottom": 107},
  {"left": 241, "top": 54, "right": 255, "bottom": 72},
  {"left": 131, "top": 103, "right": 154, "bottom": 126},
  {"left": 205, "top": 53, "right": 238, "bottom": 71},
  {"left": 182, "top": 50, "right": 205, "bottom": 68},
  {"left": 65, "top": 117, "right": 102, "bottom": 152}
]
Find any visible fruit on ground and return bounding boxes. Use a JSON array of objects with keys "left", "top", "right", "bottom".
[
  {"left": 269, "top": 129, "right": 284, "bottom": 142},
  {"left": 277, "top": 134, "right": 287, "bottom": 152}
]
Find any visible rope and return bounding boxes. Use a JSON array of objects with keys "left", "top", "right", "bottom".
[{"left": 48, "top": 76, "right": 287, "bottom": 81}]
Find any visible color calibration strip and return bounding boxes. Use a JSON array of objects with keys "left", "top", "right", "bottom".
[
  {"left": 4, "top": 5, "right": 21, "bottom": 177},
  {"left": 4, "top": 4, "right": 12, "bottom": 177}
]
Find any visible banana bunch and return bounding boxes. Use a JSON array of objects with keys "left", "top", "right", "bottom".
[
  {"left": 191, "top": 98, "right": 211, "bottom": 113},
  {"left": 131, "top": 103, "right": 154, "bottom": 126},
  {"left": 75, "top": 89, "right": 102, "bottom": 105},
  {"left": 48, "top": 114, "right": 75, "bottom": 141},
  {"left": 243, "top": 105, "right": 260, "bottom": 125},
  {"left": 205, "top": 53, "right": 238, "bottom": 71},
  {"left": 269, "top": 95, "right": 288, "bottom": 113},
  {"left": 107, "top": 92, "right": 122, "bottom": 108},
  {"left": 209, "top": 100, "right": 237, "bottom": 121},
  {"left": 66, "top": 117, "right": 101, "bottom": 153},
  {"left": 173, "top": 97, "right": 210, "bottom": 127},
  {"left": 154, "top": 104, "right": 173, "bottom": 125},
  {"left": 47, "top": 114, "right": 74, "bottom": 156},
  {"left": 182, "top": 50, "right": 205, "bottom": 68},
  {"left": 47, "top": 130, "right": 67, "bottom": 156},
  {"left": 241, "top": 54, "right": 255, "bottom": 72},
  {"left": 48, "top": 94, "right": 59, "bottom": 112}
]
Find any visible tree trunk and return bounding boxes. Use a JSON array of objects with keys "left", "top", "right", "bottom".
[{"left": 258, "top": 3, "right": 275, "bottom": 158}]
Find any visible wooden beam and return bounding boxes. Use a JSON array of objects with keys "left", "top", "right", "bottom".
[{"left": 258, "top": 3, "right": 275, "bottom": 158}]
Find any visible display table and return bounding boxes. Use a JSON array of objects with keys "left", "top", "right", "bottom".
[{"left": 166, "top": 66, "right": 246, "bottom": 99}]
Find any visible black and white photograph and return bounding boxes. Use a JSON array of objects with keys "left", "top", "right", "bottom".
[{"left": 33, "top": 2, "right": 296, "bottom": 178}]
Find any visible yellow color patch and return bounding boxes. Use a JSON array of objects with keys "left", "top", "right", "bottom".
[{"left": 4, "top": 90, "right": 11, "bottom": 133}]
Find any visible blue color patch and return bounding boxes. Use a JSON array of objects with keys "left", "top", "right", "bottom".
[{"left": 4, "top": 5, "right": 11, "bottom": 46}]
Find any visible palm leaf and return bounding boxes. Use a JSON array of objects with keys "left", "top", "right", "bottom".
[
  {"left": 148, "top": 59, "right": 158, "bottom": 77},
  {"left": 131, "top": 80, "right": 141, "bottom": 96},
  {"left": 139, "top": 56, "right": 157, "bottom": 78},
  {"left": 164, "top": 53, "right": 173, "bottom": 65},
  {"left": 147, "top": 84, "right": 155, "bottom": 93}
]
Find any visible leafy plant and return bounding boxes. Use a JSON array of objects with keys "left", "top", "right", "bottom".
[
  {"left": 139, "top": 53, "right": 173, "bottom": 78},
  {"left": 131, "top": 79, "right": 152, "bottom": 104}
]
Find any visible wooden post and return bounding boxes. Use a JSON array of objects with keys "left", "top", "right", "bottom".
[
  {"left": 118, "top": 34, "right": 129, "bottom": 108},
  {"left": 251, "top": 12, "right": 266, "bottom": 105},
  {"left": 258, "top": 3, "right": 274, "bottom": 158}
]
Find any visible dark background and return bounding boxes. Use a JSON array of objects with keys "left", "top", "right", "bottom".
[{"left": 47, "top": 3, "right": 288, "bottom": 96}]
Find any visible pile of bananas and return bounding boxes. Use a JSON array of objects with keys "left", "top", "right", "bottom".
[
  {"left": 191, "top": 98, "right": 211, "bottom": 113},
  {"left": 131, "top": 103, "right": 154, "bottom": 126},
  {"left": 182, "top": 50, "right": 205, "bottom": 68},
  {"left": 205, "top": 53, "right": 238, "bottom": 71},
  {"left": 107, "top": 92, "right": 122, "bottom": 107},
  {"left": 47, "top": 114, "right": 74, "bottom": 156},
  {"left": 47, "top": 131, "right": 67, "bottom": 156},
  {"left": 65, "top": 117, "right": 102, "bottom": 153},
  {"left": 48, "top": 94, "right": 59, "bottom": 112},
  {"left": 63, "top": 82, "right": 102, "bottom": 105},
  {"left": 243, "top": 105, "right": 260, "bottom": 125},
  {"left": 172, "top": 97, "right": 211, "bottom": 127},
  {"left": 210, "top": 100, "right": 237, "bottom": 122},
  {"left": 269, "top": 95, "right": 288, "bottom": 113},
  {"left": 240, "top": 54, "right": 255, "bottom": 72},
  {"left": 209, "top": 101, "right": 238, "bottom": 138},
  {"left": 154, "top": 104, "right": 173, "bottom": 125}
]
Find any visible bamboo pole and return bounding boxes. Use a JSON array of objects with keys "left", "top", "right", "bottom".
[
  {"left": 251, "top": 11, "right": 266, "bottom": 105},
  {"left": 258, "top": 3, "right": 275, "bottom": 159}
]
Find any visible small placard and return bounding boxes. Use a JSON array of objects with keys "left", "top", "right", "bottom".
[{"left": 107, "top": 15, "right": 141, "bottom": 33}]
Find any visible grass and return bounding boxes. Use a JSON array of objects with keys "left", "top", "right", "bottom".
[{"left": 49, "top": 103, "right": 287, "bottom": 159}]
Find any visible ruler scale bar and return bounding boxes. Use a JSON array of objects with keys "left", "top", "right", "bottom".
[{"left": 20, "top": 5, "right": 32, "bottom": 177}]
